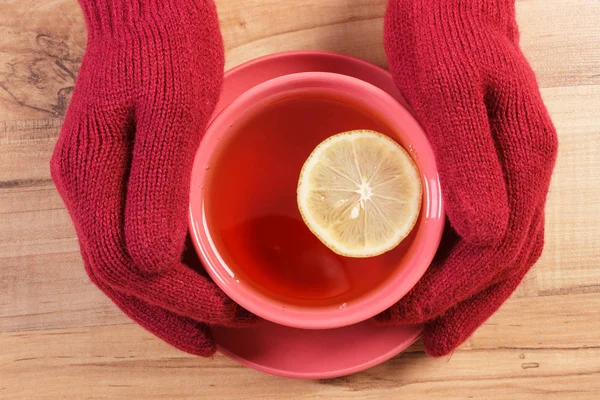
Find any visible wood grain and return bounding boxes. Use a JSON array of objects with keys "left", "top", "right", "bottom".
[{"left": 1, "top": 0, "right": 599, "bottom": 398}]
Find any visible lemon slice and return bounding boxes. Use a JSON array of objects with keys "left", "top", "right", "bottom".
[{"left": 297, "top": 130, "right": 422, "bottom": 258}]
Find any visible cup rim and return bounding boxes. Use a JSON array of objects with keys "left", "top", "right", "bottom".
[{"left": 189, "top": 71, "right": 444, "bottom": 329}]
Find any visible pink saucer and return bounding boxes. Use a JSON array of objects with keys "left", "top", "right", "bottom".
[
  {"left": 213, "top": 321, "right": 421, "bottom": 379},
  {"left": 201, "top": 51, "right": 444, "bottom": 379}
]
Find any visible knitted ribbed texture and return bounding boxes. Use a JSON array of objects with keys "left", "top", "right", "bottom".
[
  {"left": 380, "top": 0, "right": 558, "bottom": 356},
  {"left": 50, "top": 0, "right": 252, "bottom": 357}
]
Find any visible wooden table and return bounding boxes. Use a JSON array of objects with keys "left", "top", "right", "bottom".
[{"left": 1, "top": 0, "right": 599, "bottom": 398}]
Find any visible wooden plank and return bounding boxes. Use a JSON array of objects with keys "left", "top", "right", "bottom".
[
  {"left": 517, "top": 0, "right": 600, "bottom": 89},
  {"left": 466, "top": 292, "right": 600, "bottom": 351},
  {"left": 220, "top": 1, "right": 387, "bottom": 70},
  {"left": 0, "top": 207, "right": 78, "bottom": 259},
  {"left": 0, "top": 0, "right": 85, "bottom": 121},
  {"left": 0, "top": 251, "right": 128, "bottom": 333},
  {"left": 537, "top": 85, "right": 600, "bottom": 296},
  {"left": 1, "top": 322, "right": 598, "bottom": 399}
]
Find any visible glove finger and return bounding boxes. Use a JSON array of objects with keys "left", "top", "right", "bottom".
[
  {"left": 91, "top": 251, "right": 257, "bottom": 326},
  {"left": 51, "top": 101, "right": 132, "bottom": 240},
  {"left": 422, "top": 280, "right": 515, "bottom": 357},
  {"left": 52, "top": 105, "right": 222, "bottom": 356},
  {"left": 487, "top": 47, "right": 558, "bottom": 205},
  {"left": 82, "top": 251, "right": 218, "bottom": 357},
  {"left": 53, "top": 99, "right": 246, "bottom": 327},
  {"left": 385, "top": 2, "right": 509, "bottom": 245},
  {"left": 422, "top": 225, "right": 545, "bottom": 357},
  {"left": 145, "top": 263, "right": 257, "bottom": 326},
  {"left": 75, "top": 177, "right": 253, "bottom": 328},
  {"left": 124, "top": 9, "right": 224, "bottom": 275},
  {"left": 379, "top": 209, "right": 544, "bottom": 326}
]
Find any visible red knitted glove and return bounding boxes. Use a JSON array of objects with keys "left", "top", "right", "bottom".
[
  {"left": 51, "top": 0, "right": 251, "bottom": 357},
  {"left": 380, "top": 0, "right": 558, "bottom": 356}
]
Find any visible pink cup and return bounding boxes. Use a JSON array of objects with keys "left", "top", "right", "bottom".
[{"left": 189, "top": 72, "right": 444, "bottom": 329}]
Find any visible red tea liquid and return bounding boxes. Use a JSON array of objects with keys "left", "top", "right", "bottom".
[{"left": 205, "top": 92, "right": 416, "bottom": 307}]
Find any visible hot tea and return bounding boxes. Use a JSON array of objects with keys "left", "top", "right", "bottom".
[{"left": 203, "top": 91, "right": 418, "bottom": 307}]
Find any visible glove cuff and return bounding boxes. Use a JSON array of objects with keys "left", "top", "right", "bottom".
[
  {"left": 78, "top": 0, "right": 215, "bottom": 39},
  {"left": 455, "top": 0, "right": 518, "bottom": 39}
]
